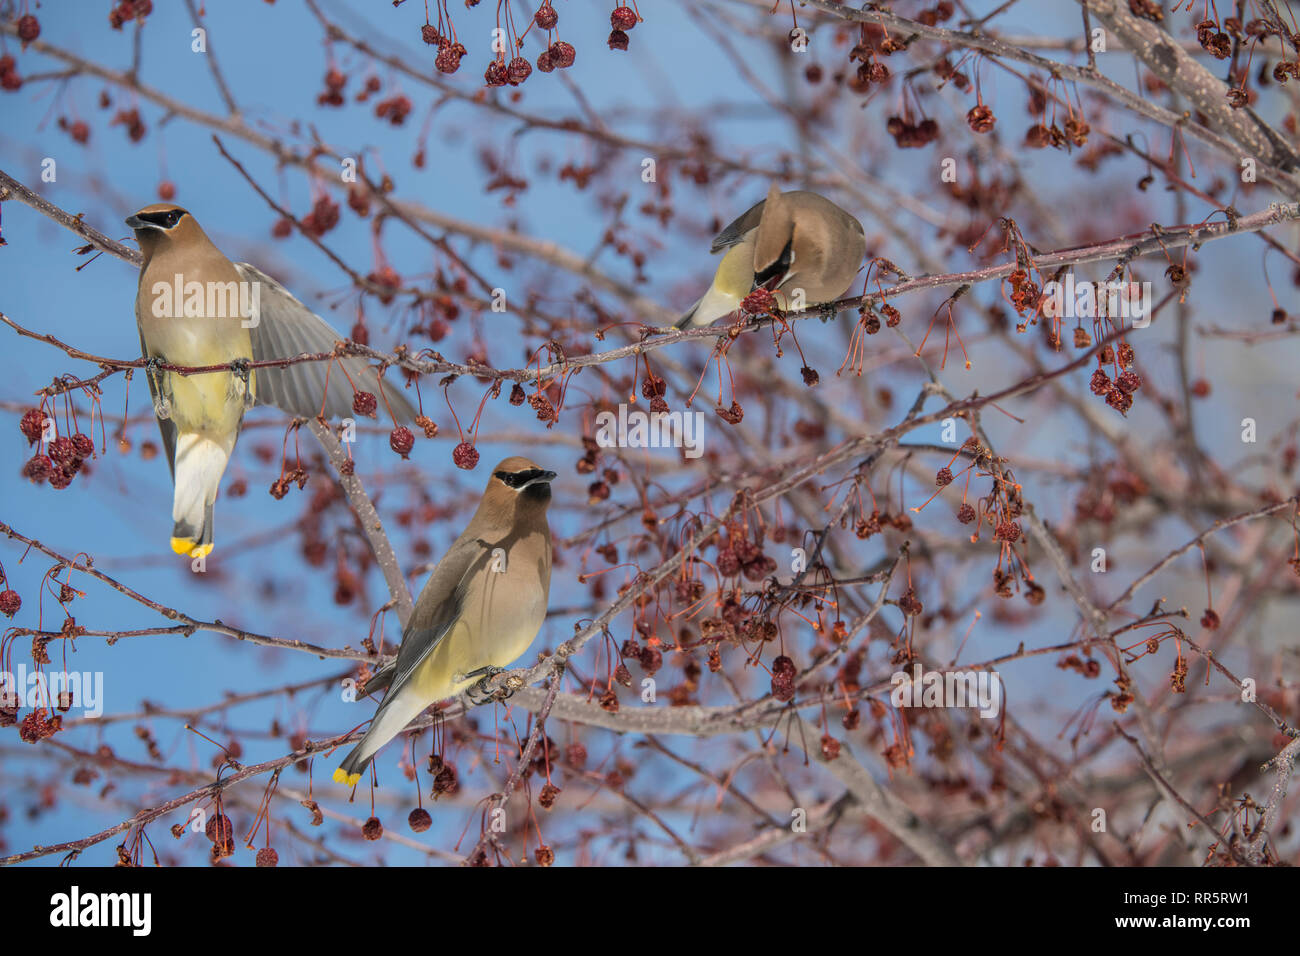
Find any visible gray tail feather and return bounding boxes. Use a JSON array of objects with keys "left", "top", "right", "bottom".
[
  {"left": 362, "top": 662, "right": 395, "bottom": 698},
  {"left": 172, "top": 500, "right": 214, "bottom": 553},
  {"left": 675, "top": 299, "right": 701, "bottom": 330},
  {"left": 337, "top": 740, "right": 372, "bottom": 780}
]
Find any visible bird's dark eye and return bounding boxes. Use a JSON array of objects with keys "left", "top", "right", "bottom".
[{"left": 165, "top": 211, "right": 182, "bottom": 227}]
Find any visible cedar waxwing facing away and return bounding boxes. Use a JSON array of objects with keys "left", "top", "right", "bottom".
[
  {"left": 334, "top": 457, "right": 556, "bottom": 786},
  {"left": 127, "top": 203, "right": 417, "bottom": 558},
  {"left": 677, "top": 184, "right": 867, "bottom": 328}
]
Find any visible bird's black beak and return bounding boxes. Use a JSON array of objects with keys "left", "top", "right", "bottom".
[
  {"left": 124, "top": 214, "right": 155, "bottom": 232},
  {"left": 519, "top": 469, "right": 558, "bottom": 491}
]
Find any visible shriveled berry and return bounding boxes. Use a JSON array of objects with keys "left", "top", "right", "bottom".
[
  {"left": 506, "top": 56, "right": 532, "bottom": 84},
  {"left": 352, "top": 391, "right": 378, "bottom": 417},
  {"left": 770, "top": 654, "right": 796, "bottom": 702},
  {"left": 534, "top": 2, "right": 558, "bottom": 30},
  {"left": 452, "top": 441, "right": 479, "bottom": 469},
  {"left": 536, "top": 50, "right": 555, "bottom": 72},
  {"left": 408, "top": 807, "right": 432, "bottom": 832},
  {"left": 362, "top": 816, "right": 383, "bottom": 840},
  {"left": 639, "top": 645, "right": 662, "bottom": 675},
  {"left": 48, "top": 436, "right": 76, "bottom": 466},
  {"left": 0, "top": 589, "right": 20, "bottom": 618},
  {"left": 255, "top": 847, "right": 278, "bottom": 867},
  {"left": 715, "top": 401, "right": 744, "bottom": 424},
  {"left": 71, "top": 433, "right": 94, "bottom": 459},
  {"left": 414, "top": 415, "right": 438, "bottom": 439},
  {"left": 742, "top": 288, "right": 776, "bottom": 314},
  {"left": 205, "top": 813, "right": 233, "bottom": 844},
  {"left": 484, "top": 59, "right": 508, "bottom": 87},
  {"left": 16, "top": 14, "right": 40, "bottom": 45},
  {"left": 22, "top": 455, "right": 52, "bottom": 484},
  {"left": 20, "top": 408, "right": 47, "bottom": 445},
  {"left": 549, "top": 41, "right": 575, "bottom": 68},
  {"left": 538, "top": 782, "right": 560, "bottom": 808},
  {"left": 611, "top": 6, "right": 637, "bottom": 30},
  {"left": 390, "top": 426, "right": 415, "bottom": 458},
  {"left": 967, "top": 104, "right": 995, "bottom": 133},
  {"left": 435, "top": 42, "right": 466, "bottom": 74},
  {"left": 608, "top": 29, "right": 629, "bottom": 51}
]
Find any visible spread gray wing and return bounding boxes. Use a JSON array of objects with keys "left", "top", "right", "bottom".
[
  {"left": 710, "top": 198, "right": 766, "bottom": 254},
  {"left": 235, "top": 262, "right": 416, "bottom": 423}
]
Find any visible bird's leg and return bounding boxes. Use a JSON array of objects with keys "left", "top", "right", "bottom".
[
  {"left": 464, "top": 665, "right": 509, "bottom": 706},
  {"left": 229, "top": 357, "right": 254, "bottom": 408},
  {"left": 143, "top": 357, "right": 171, "bottom": 420}
]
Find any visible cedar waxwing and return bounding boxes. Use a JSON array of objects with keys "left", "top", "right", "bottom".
[
  {"left": 127, "top": 203, "right": 416, "bottom": 558},
  {"left": 333, "top": 457, "right": 556, "bottom": 786},
  {"left": 677, "top": 184, "right": 866, "bottom": 328}
]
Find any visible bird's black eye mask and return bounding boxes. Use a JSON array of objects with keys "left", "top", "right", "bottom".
[
  {"left": 137, "top": 209, "right": 186, "bottom": 229},
  {"left": 494, "top": 468, "right": 555, "bottom": 489},
  {"left": 753, "top": 238, "right": 794, "bottom": 289}
]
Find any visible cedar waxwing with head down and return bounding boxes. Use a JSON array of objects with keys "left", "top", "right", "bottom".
[
  {"left": 334, "top": 456, "right": 556, "bottom": 786},
  {"left": 677, "top": 184, "right": 867, "bottom": 328},
  {"left": 127, "top": 203, "right": 417, "bottom": 558}
]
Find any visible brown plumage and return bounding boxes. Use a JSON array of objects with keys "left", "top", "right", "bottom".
[
  {"left": 126, "top": 203, "right": 417, "bottom": 557},
  {"left": 334, "top": 457, "right": 557, "bottom": 786},
  {"left": 678, "top": 184, "right": 866, "bottom": 328}
]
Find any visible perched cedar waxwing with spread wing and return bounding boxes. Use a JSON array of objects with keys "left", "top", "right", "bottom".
[
  {"left": 334, "top": 457, "right": 556, "bottom": 786},
  {"left": 677, "top": 184, "right": 866, "bottom": 328},
  {"left": 127, "top": 203, "right": 417, "bottom": 557}
]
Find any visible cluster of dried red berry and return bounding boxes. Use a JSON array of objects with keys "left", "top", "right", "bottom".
[
  {"left": 608, "top": 5, "right": 639, "bottom": 51},
  {"left": 887, "top": 114, "right": 940, "bottom": 148},
  {"left": 19, "top": 409, "right": 95, "bottom": 490},
  {"left": 1089, "top": 342, "right": 1141, "bottom": 415},
  {"left": 317, "top": 67, "right": 347, "bottom": 107},
  {"left": 111, "top": 107, "right": 146, "bottom": 143},
  {"left": 108, "top": 0, "right": 152, "bottom": 30},
  {"left": 299, "top": 194, "right": 341, "bottom": 237},
  {"left": 428, "top": 752, "right": 458, "bottom": 796}
]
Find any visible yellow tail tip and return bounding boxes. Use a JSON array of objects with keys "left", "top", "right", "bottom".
[
  {"left": 333, "top": 767, "right": 361, "bottom": 786},
  {"left": 171, "top": 537, "right": 213, "bottom": 558}
]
